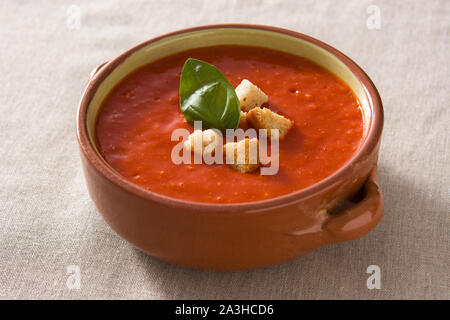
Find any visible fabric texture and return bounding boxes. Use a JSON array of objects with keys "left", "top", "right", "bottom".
[{"left": 0, "top": 0, "right": 448, "bottom": 299}]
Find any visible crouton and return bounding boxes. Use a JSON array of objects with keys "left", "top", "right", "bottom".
[
  {"left": 223, "top": 138, "right": 259, "bottom": 173},
  {"left": 239, "top": 111, "right": 248, "bottom": 127},
  {"left": 246, "top": 107, "right": 293, "bottom": 139},
  {"left": 184, "top": 129, "right": 221, "bottom": 155},
  {"left": 235, "top": 79, "right": 268, "bottom": 112}
]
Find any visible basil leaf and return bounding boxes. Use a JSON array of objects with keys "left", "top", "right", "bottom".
[{"left": 179, "top": 58, "right": 240, "bottom": 130}]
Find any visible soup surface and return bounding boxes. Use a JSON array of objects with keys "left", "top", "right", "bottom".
[{"left": 96, "top": 45, "right": 363, "bottom": 203}]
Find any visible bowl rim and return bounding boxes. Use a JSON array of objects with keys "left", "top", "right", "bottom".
[{"left": 77, "top": 24, "right": 384, "bottom": 212}]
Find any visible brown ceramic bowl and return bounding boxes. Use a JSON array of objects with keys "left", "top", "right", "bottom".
[{"left": 77, "top": 24, "right": 384, "bottom": 271}]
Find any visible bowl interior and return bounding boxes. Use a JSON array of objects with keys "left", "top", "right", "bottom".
[{"left": 86, "top": 26, "right": 372, "bottom": 158}]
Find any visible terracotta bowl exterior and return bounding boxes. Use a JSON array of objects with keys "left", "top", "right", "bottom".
[{"left": 77, "top": 25, "right": 384, "bottom": 271}]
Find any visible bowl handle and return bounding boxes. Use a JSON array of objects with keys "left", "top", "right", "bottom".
[
  {"left": 89, "top": 61, "right": 109, "bottom": 80},
  {"left": 322, "top": 167, "right": 384, "bottom": 242}
]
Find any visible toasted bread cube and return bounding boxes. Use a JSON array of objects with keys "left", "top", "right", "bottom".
[
  {"left": 246, "top": 107, "right": 293, "bottom": 139},
  {"left": 235, "top": 79, "right": 268, "bottom": 112},
  {"left": 184, "top": 130, "right": 202, "bottom": 154},
  {"left": 239, "top": 111, "right": 248, "bottom": 127},
  {"left": 184, "top": 129, "right": 221, "bottom": 155},
  {"left": 223, "top": 138, "right": 259, "bottom": 173}
]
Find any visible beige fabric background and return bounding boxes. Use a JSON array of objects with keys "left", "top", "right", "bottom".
[{"left": 0, "top": 0, "right": 448, "bottom": 300}]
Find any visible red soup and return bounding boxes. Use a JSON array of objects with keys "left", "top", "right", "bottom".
[{"left": 96, "top": 45, "right": 363, "bottom": 203}]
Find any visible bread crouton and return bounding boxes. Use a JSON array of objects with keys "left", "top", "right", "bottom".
[
  {"left": 184, "top": 129, "right": 221, "bottom": 155},
  {"left": 246, "top": 107, "right": 293, "bottom": 139},
  {"left": 239, "top": 111, "right": 248, "bottom": 127},
  {"left": 223, "top": 138, "right": 259, "bottom": 173},
  {"left": 235, "top": 79, "right": 268, "bottom": 112}
]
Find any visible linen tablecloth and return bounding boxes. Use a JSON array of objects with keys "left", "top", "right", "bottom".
[{"left": 0, "top": 0, "right": 448, "bottom": 299}]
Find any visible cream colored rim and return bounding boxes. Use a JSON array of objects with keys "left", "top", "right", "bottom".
[{"left": 86, "top": 27, "right": 371, "bottom": 151}]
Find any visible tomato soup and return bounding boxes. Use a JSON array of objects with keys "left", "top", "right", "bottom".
[{"left": 95, "top": 45, "right": 363, "bottom": 203}]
